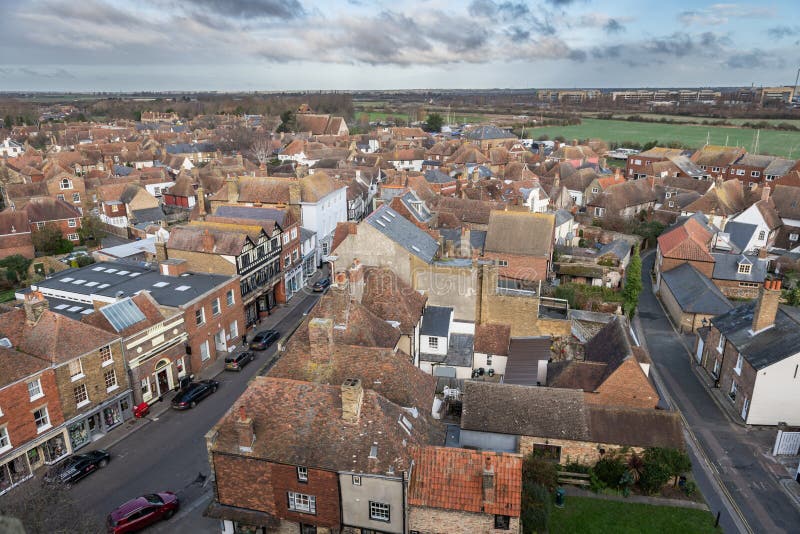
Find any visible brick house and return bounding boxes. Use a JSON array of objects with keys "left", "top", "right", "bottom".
[
  {"left": 0, "top": 293, "right": 129, "bottom": 453},
  {"left": 547, "top": 316, "right": 660, "bottom": 409},
  {"left": 164, "top": 220, "right": 282, "bottom": 326},
  {"left": 205, "top": 375, "right": 439, "bottom": 534},
  {"left": 0, "top": 211, "right": 34, "bottom": 260},
  {"left": 408, "top": 446, "right": 522, "bottom": 534},
  {"left": 690, "top": 146, "right": 746, "bottom": 181},
  {"left": 696, "top": 280, "right": 800, "bottom": 425},
  {"left": 625, "top": 147, "right": 687, "bottom": 180},
  {"left": 585, "top": 179, "right": 658, "bottom": 219},
  {"left": 458, "top": 382, "right": 684, "bottom": 466},
  {"left": 659, "top": 263, "right": 733, "bottom": 333},
  {"left": 22, "top": 197, "right": 83, "bottom": 244},
  {"left": 162, "top": 175, "right": 197, "bottom": 209},
  {"left": 4, "top": 172, "right": 85, "bottom": 214},
  {"left": 483, "top": 210, "right": 554, "bottom": 286},
  {"left": 82, "top": 292, "right": 188, "bottom": 405},
  {"left": 770, "top": 185, "right": 800, "bottom": 249},
  {"left": 96, "top": 183, "right": 163, "bottom": 229},
  {"left": 0, "top": 335, "right": 67, "bottom": 495},
  {"left": 655, "top": 214, "right": 716, "bottom": 290}
]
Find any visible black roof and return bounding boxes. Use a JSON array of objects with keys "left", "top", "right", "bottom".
[
  {"left": 420, "top": 306, "right": 452, "bottom": 337},
  {"left": 661, "top": 263, "right": 733, "bottom": 315}
]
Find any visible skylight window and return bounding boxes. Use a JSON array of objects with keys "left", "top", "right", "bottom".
[
  {"left": 71, "top": 279, "right": 86, "bottom": 285},
  {"left": 411, "top": 245, "right": 420, "bottom": 252},
  {"left": 376, "top": 220, "right": 386, "bottom": 228},
  {"left": 175, "top": 285, "right": 191, "bottom": 291},
  {"left": 117, "top": 270, "right": 130, "bottom": 275},
  {"left": 386, "top": 211, "right": 396, "bottom": 218},
  {"left": 98, "top": 283, "right": 110, "bottom": 289},
  {"left": 92, "top": 267, "right": 105, "bottom": 272},
  {"left": 55, "top": 304, "right": 69, "bottom": 310},
  {"left": 85, "top": 281, "right": 99, "bottom": 287},
  {"left": 381, "top": 215, "right": 392, "bottom": 223},
  {"left": 61, "top": 277, "right": 74, "bottom": 283},
  {"left": 68, "top": 306, "right": 82, "bottom": 313},
  {"left": 153, "top": 281, "right": 170, "bottom": 288},
  {"left": 80, "top": 309, "right": 94, "bottom": 315},
  {"left": 129, "top": 272, "right": 140, "bottom": 277},
  {"left": 105, "top": 269, "right": 117, "bottom": 273}
]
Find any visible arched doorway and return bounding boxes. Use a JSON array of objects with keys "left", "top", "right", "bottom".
[{"left": 154, "top": 358, "right": 173, "bottom": 398}]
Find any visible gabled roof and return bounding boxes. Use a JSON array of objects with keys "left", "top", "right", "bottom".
[
  {"left": 474, "top": 323, "right": 511, "bottom": 356},
  {"left": 771, "top": 185, "right": 800, "bottom": 219},
  {"left": 365, "top": 205, "right": 439, "bottom": 263},
  {"left": 660, "top": 263, "right": 733, "bottom": 315},
  {"left": 310, "top": 287, "right": 401, "bottom": 348},
  {"left": 466, "top": 125, "right": 516, "bottom": 141},
  {"left": 657, "top": 216, "right": 715, "bottom": 262},
  {"left": 710, "top": 253, "right": 767, "bottom": 282},
  {"left": 21, "top": 197, "right": 82, "bottom": 223},
  {"left": 0, "top": 345, "right": 51, "bottom": 388},
  {"left": 408, "top": 446, "right": 521, "bottom": 517},
  {"left": 420, "top": 306, "right": 452, "bottom": 337},
  {"left": 484, "top": 211, "right": 554, "bottom": 257},
  {"left": 361, "top": 266, "right": 427, "bottom": 334}
]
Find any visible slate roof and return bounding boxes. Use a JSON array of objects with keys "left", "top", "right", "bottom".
[
  {"left": 713, "top": 302, "right": 800, "bottom": 369},
  {"left": 598, "top": 239, "right": 631, "bottom": 261},
  {"left": 420, "top": 306, "right": 452, "bottom": 337},
  {"left": 587, "top": 405, "right": 684, "bottom": 450},
  {"left": 554, "top": 209, "right": 573, "bottom": 227},
  {"left": 420, "top": 333, "right": 474, "bottom": 367},
  {"left": 660, "top": 263, "right": 733, "bottom": 315},
  {"left": 484, "top": 211, "right": 554, "bottom": 257},
  {"left": 81, "top": 292, "right": 169, "bottom": 337},
  {"left": 408, "top": 446, "right": 521, "bottom": 517},
  {"left": 131, "top": 206, "right": 165, "bottom": 224},
  {"left": 474, "top": 323, "right": 511, "bottom": 356},
  {"left": 211, "top": 377, "right": 438, "bottom": 476},
  {"left": 723, "top": 221, "right": 758, "bottom": 252},
  {"left": 462, "top": 382, "right": 590, "bottom": 440},
  {"left": 764, "top": 158, "right": 794, "bottom": 177},
  {"left": 711, "top": 253, "right": 767, "bottom": 282},
  {"left": 166, "top": 142, "right": 215, "bottom": 154},
  {"left": 424, "top": 169, "right": 454, "bottom": 184},
  {"left": 503, "top": 337, "right": 552, "bottom": 386},
  {"left": 465, "top": 125, "right": 516, "bottom": 141},
  {"left": 366, "top": 205, "right": 439, "bottom": 263},
  {"left": 398, "top": 190, "right": 433, "bottom": 223}
]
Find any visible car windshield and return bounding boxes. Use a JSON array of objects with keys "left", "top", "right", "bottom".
[{"left": 143, "top": 494, "right": 163, "bottom": 505}]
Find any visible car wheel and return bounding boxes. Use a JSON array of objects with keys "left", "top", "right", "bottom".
[
  {"left": 163, "top": 509, "right": 175, "bottom": 520},
  {"left": 250, "top": 354, "right": 255, "bottom": 362},
  {"left": 98, "top": 459, "right": 108, "bottom": 468},
  {"left": 190, "top": 401, "right": 197, "bottom": 408},
  {"left": 212, "top": 386, "right": 218, "bottom": 393}
]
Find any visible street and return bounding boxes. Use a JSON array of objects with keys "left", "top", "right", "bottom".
[
  {"left": 637, "top": 252, "right": 800, "bottom": 533},
  {"left": 69, "top": 289, "right": 322, "bottom": 533}
]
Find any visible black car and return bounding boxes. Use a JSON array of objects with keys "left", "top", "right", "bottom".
[
  {"left": 171, "top": 379, "right": 219, "bottom": 410},
  {"left": 44, "top": 449, "right": 110, "bottom": 485},
  {"left": 249, "top": 330, "right": 280, "bottom": 351},
  {"left": 312, "top": 277, "right": 331, "bottom": 292},
  {"left": 225, "top": 351, "right": 256, "bottom": 371}
]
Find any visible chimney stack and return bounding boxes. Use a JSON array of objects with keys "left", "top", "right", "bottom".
[
  {"left": 482, "top": 455, "right": 495, "bottom": 504},
  {"left": 196, "top": 186, "right": 206, "bottom": 218},
  {"left": 341, "top": 378, "right": 364, "bottom": 423},
  {"left": 752, "top": 280, "right": 782, "bottom": 333},
  {"left": 758, "top": 247, "right": 768, "bottom": 259},
  {"left": 225, "top": 175, "right": 239, "bottom": 203},
  {"left": 154, "top": 235, "right": 168, "bottom": 262},
  {"left": 24, "top": 291, "right": 49, "bottom": 325},
  {"left": 348, "top": 260, "right": 365, "bottom": 303},
  {"left": 201, "top": 228, "right": 214, "bottom": 252},
  {"left": 308, "top": 317, "right": 334, "bottom": 351},
  {"left": 761, "top": 185, "right": 771, "bottom": 202},
  {"left": 236, "top": 405, "right": 255, "bottom": 453}
]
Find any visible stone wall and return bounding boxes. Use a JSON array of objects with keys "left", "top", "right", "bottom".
[{"left": 409, "top": 505, "right": 521, "bottom": 534}]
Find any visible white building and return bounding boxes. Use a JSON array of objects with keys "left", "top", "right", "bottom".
[
  {"left": 299, "top": 173, "right": 348, "bottom": 260},
  {"left": 0, "top": 138, "right": 24, "bottom": 157},
  {"left": 418, "top": 306, "right": 476, "bottom": 380}
]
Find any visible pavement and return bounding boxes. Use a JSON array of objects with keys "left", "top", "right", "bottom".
[
  {"left": 637, "top": 251, "right": 800, "bottom": 533},
  {"left": 62, "top": 271, "right": 327, "bottom": 533}
]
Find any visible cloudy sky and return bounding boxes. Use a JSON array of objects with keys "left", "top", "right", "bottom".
[{"left": 0, "top": 0, "right": 797, "bottom": 91}]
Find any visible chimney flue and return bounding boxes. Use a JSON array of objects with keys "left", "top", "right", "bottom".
[
  {"left": 341, "top": 378, "right": 364, "bottom": 423},
  {"left": 24, "top": 291, "right": 48, "bottom": 325},
  {"left": 235, "top": 405, "right": 255, "bottom": 453},
  {"left": 752, "top": 280, "right": 781, "bottom": 333},
  {"left": 482, "top": 455, "right": 495, "bottom": 504}
]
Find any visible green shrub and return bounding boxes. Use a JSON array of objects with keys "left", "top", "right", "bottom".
[
  {"left": 521, "top": 481, "right": 551, "bottom": 534},
  {"left": 683, "top": 480, "right": 698, "bottom": 497},
  {"left": 523, "top": 454, "right": 559, "bottom": 492},
  {"left": 639, "top": 460, "right": 672, "bottom": 494},
  {"left": 593, "top": 456, "right": 627, "bottom": 489},
  {"left": 560, "top": 461, "right": 591, "bottom": 474},
  {"left": 644, "top": 447, "right": 692, "bottom": 487}
]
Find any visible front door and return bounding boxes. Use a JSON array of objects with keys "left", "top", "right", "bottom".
[
  {"left": 742, "top": 396, "right": 750, "bottom": 421},
  {"left": 88, "top": 413, "right": 103, "bottom": 439},
  {"left": 214, "top": 330, "right": 227, "bottom": 353},
  {"left": 156, "top": 369, "right": 170, "bottom": 397},
  {"left": 695, "top": 338, "right": 704, "bottom": 364}
]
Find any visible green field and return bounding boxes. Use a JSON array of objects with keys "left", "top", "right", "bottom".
[
  {"left": 529, "top": 118, "right": 800, "bottom": 157},
  {"left": 586, "top": 113, "right": 800, "bottom": 127},
  {"left": 356, "top": 110, "right": 486, "bottom": 123},
  {"left": 550, "top": 496, "right": 721, "bottom": 534}
]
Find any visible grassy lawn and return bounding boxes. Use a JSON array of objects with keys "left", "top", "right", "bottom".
[
  {"left": 550, "top": 496, "right": 721, "bottom": 534},
  {"left": 529, "top": 118, "right": 800, "bottom": 158},
  {"left": 585, "top": 112, "right": 800, "bottom": 127},
  {"left": 0, "top": 289, "right": 17, "bottom": 303},
  {"left": 355, "top": 109, "right": 486, "bottom": 123}
]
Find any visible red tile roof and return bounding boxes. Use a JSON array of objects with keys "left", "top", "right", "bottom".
[
  {"left": 408, "top": 446, "right": 522, "bottom": 517},
  {"left": 657, "top": 217, "right": 714, "bottom": 262}
]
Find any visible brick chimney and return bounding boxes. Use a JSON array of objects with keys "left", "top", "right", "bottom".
[
  {"left": 752, "top": 280, "right": 781, "bottom": 333},
  {"left": 289, "top": 181, "right": 301, "bottom": 205},
  {"left": 154, "top": 235, "right": 168, "bottom": 262},
  {"left": 482, "top": 455, "right": 495, "bottom": 505},
  {"left": 160, "top": 258, "right": 188, "bottom": 276},
  {"left": 235, "top": 405, "right": 255, "bottom": 453},
  {"left": 348, "top": 260, "right": 365, "bottom": 303},
  {"left": 225, "top": 175, "right": 239, "bottom": 203},
  {"left": 196, "top": 186, "right": 206, "bottom": 218},
  {"left": 24, "top": 291, "right": 49, "bottom": 325},
  {"left": 333, "top": 271, "right": 348, "bottom": 289},
  {"left": 761, "top": 185, "right": 771, "bottom": 202},
  {"left": 308, "top": 317, "right": 334, "bottom": 351},
  {"left": 758, "top": 247, "right": 768, "bottom": 259},
  {"left": 201, "top": 228, "right": 214, "bottom": 252},
  {"left": 341, "top": 378, "right": 364, "bottom": 423}
]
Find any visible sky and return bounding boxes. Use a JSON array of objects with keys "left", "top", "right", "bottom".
[{"left": 0, "top": 0, "right": 798, "bottom": 92}]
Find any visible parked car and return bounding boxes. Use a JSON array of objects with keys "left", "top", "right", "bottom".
[
  {"left": 44, "top": 449, "right": 110, "bottom": 485},
  {"left": 171, "top": 379, "right": 219, "bottom": 410},
  {"left": 107, "top": 492, "right": 179, "bottom": 533},
  {"left": 249, "top": 330, "right": 280, "bottom": 351},
  {"left": 225, "top": 351, "right": 256, "bottom": 371},
  {"left": 312, "top": 277, "right": 331, "bottom": 292}
]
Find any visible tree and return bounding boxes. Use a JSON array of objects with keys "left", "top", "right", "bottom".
[
  {"left": 250, "top": 134, "right": 272, "bottom": 167},
  {"left": 31, "top": 224, "right": 73, "bottom": 256},
  {"left": 522, "top": 453, "right": 558, "bottom": 491},
  {"left": 644, "top": 447, "right": 691, "bottom": 487},
  {"left": 276, "top": 110, "right": 296, "bottom": 133},
  {"left": 425, "top": 113, "right": 444, "bottom": 132},
  {"left": 78, "top": 215, "right": 106, "bottom": 247},
  {"left": 0, "top": 254, "right": 32, "bottom": 284},
  {"left": 521, "top": 480, "right": 551, "bottom": 534},
  {"left": 0, "top": 481, "right": 103, "bottom": 533},
  {"left": 622, "top": 245, "right": 642, "bottom": 318}
]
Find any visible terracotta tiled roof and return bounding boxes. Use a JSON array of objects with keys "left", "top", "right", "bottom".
[
  {"left": 657, "top": 217, "right": 714, "bottom": 262},
  {"left": 21, "top": 197, "right": 82, "bottom": 223},
  {"left": 361, "top": 266, "right": 427, "bottom": 334},
  {"left": 0, "top": 346, "right": 50, "bottom": 388},
  {"left": 331, "top": 221, "right": 357, "bottom": 253},
  {"left": 310, "top": 287, "right": 401, "bottom": 348},
  {"left": 484, "top": 211, "right": 554, "bottom": 257},
  {"left": 81, "top": 292, "right": 170, "bottom": 337},
  {"left": 408, "top": 446, "right": 522, "bottom": 517},
  {"left": 474, "top": 323, "right": 511, "bottom": 356}
]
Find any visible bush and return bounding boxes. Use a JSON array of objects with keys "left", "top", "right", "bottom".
[
  {"left": 593, "top": 456, "right": 627, "bottom": 489},
  {"left": 523, "top": 454, "right": 559, "bottom": 492},
  {"left": 639, "top": 459, "right": 672, "bottom": 494},
  {"left": 683, "top": 480, "right": 698, "bottom": 497},
  {"left": 560, "top": 461, "right": 591, "bottom": 474},
  {"left": 521, "top": 481, "right": 551, "bottom": 534},
  {"left": 644, "top": 447, "right": 692, "bottom": 487}
]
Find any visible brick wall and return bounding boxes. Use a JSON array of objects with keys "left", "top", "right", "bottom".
[
  {"left": 518, "top": 436, "right": 645, "bottom": 467},
  {"left": 0, "top": 369, "right": 64, "bottom": 452},
  {"left": 213, "top": 453, "right": 277, "bottom": 515},
  {"left": 589, "top": 359, "right": 659, "bottom": 409},
  {"left": 481, "top": 252, "right": 549, "bottom": 282},
  {"left": 32, "top": 218, "right": 82, "bottom": 243},
  {"left": 409, "top": 505, "right": 521, "bottom": 534},
  {"left": 53, "top": 340, "right": 126, "bottom": 421},
  {"left": 717, "top": 337, "right": 757, "bottom": 422},
  {"left": 713, "top": 279, "right": 760, "bottom": 300},
  {"left": 271, "top": 462, "right": 341, "bottom": 530},
  {"left": 660, "top": 257, "right": 715, "bottom": 278}
]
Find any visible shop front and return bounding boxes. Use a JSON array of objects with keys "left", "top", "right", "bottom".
[
  {"left": 135, "top": 347, "right": 188, "bottom": 405},
  {"left": 284, "top": 264, "right": 304, "bottom": 301},
  {"left": 66, "top": 390, "right": 133, "bottom": 451},
  {"left": 0, "top": 427, "right": 69, "bottom": 496}
]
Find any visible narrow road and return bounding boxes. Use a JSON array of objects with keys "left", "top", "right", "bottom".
[
  {"left": 638, "top": 252, "right": 800, "bottom": 533},
  {"left": 69, "top": 289, "right": 322, "bottom": 532}
]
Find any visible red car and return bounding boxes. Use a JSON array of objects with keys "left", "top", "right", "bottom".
[{"left": 107, "top": 492, "right": 179, "bottom": 533}]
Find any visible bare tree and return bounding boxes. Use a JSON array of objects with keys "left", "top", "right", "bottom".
[{"left": 250, "top": 134, "right": 272, "bottom": 168}]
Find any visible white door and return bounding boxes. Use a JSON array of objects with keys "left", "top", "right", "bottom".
[
  {"left": 741, "top": 396, "right": 749, "bottom": 421},
  {"left": 695, "top": 338, "right": 704, "bottom": 364},
  {"left": 214, "top": 330, "right": 227, "bottom": 353}
]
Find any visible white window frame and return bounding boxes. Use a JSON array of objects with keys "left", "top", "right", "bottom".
[
  {"left": 712, "top": 358, "right": 721, "bottom": 378},
  {"left": 68, "top": 218, "right": 77, "bottom": 227},
  {"left": 291, "top": 228, "right": 298, "bottom": 240},
  {"left": 591, "top": 187, "right": 599, "bottom": 193},
  {"left": 67, "top": 233, "right": 79, "bottom": 241},
  {"left": 297, "top": 466, "right": 308, "bottom": 482},
  {"left": 195, "top": 307, "right": 205, "bottom": 326},
  {"left": 734, "top": 353, "right": 743, "bottom": 376},
  {"left": 283, "top": 234, "right": 290, "bottom": 245},
  {"left": 738, "top": 263, "right": 751, "bottom": 274},
  {"left": 790, "top": 233, "right": 799, "bottom": 242},
  {"left": 69, "top": 359, "right": 84, "bottom": 381},
  {"left": 428, "top": 337, "right": 438, "bottom": 350},
  {"left": 212, "top": 298, "right": 221, "bottom": 316},
  {"left": 226, "top": 289, "right": 235, "bottom": 306},
  {"left": 74, "top": 383, "right": 90, "bottom": 408},
  {"left": 60, "top": 178, "right": 72, "bottom": 190},
  {"left": 141, "top": 377, "right": 151, "bottom": 398},
  {"left": 73, "top": 192, "right": 81, "bottom": 203},
  {"left": 0, "top": 425, "right": 10, "bottom": 453},
  {"left": 287, "top": 492, "right": 316, "bottom": 514},
  {"left": 34, "top": 406, "right": 51, "bottom": 433},
  {"left": 736, "top": 169, "right": 745, "bottom": 176},
  {"left": 758, "top": 230, "right": 766, "bottom": 241},
  {"left": 369, "top": 501, "right": 390, "bottom": 522},
  {"left": 229, "top": 320, "right": 238, "bottom": 339},
  {"left": 104, "top": 369, "right": 118, "bottom": 392},
  {"left": 101, "top": 345, "right": 113, "bottom": 366},
  {"left": 497, "top": 259, "right": 508, "bottom": 267},
  {"left": 729, "top": 380, "right": 738, "bottom": 401},
  {"left": 751, "top": 171, "right": 761, "bottom": 178},
  {"left": 717, "top": 334, "right": 725, "bottom": 353},
  {"left": 28, "top": 378, "right": 44, "bottom": 401},
  {"left": 200, "top": 340, "right": 210, "bottom": 361}
]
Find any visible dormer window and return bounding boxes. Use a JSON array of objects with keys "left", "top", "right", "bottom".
[
  {"left": 738, "top": 263, "right": 751, "bottom": 275},
  {"left": 428, "top": 337, "right": 438, "bottom": 350},
  {"left": 60, "top": 178, "right": 72, "bottom": 190}
]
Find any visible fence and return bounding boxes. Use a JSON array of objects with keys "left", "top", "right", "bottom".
[{"left": 773, "top": 429, "right": 800, "bottom": 456}]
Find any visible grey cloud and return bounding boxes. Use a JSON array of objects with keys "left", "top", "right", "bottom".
[
  {"left": 506, "top": 26, "right": 531, "bottom": 42},
  {"left": 644, "top": 32, "right": 727, "bottom": 58},
  {"left": 468, "top": 1, "right": 529, "bottom": 21},
  {"left": 604, "top": 19, "right": 625, "bottom": 33},
  {"left": 16, "top": 67, "right": 77, "bottom": 79},
  {"left": 179, "top": 0, "right": 305, "bottom": 19},
  {"left": 768, "top": 26, "right": 800, "bottom": 39},
  {"left": 568, "top": 49, "right": 587, "bottom": 61},
  {"left": 545, "top": 0, "right": 583, "bottom": 6},
  {"left": 726, "top": 51, "right": 765, "bottom": 69}
]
